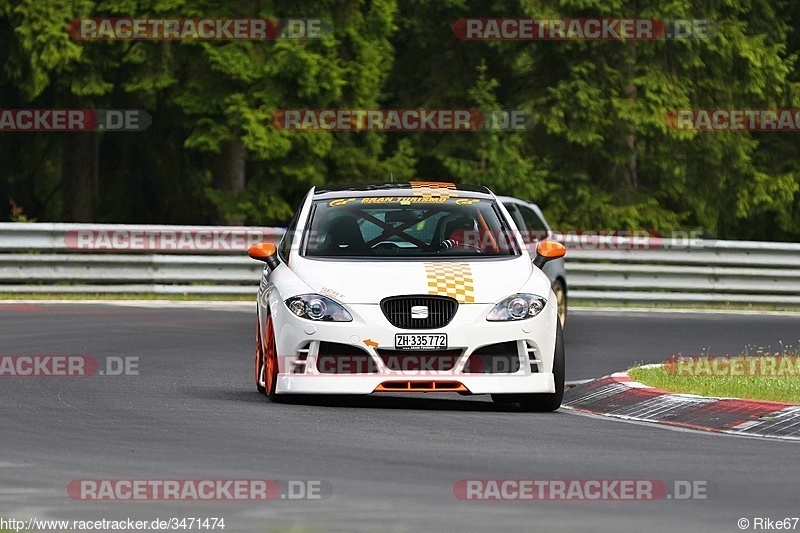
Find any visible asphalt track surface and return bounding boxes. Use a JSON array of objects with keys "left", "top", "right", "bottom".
[{"left": 1, "top": 303, "right": 798, "bottom": 532}]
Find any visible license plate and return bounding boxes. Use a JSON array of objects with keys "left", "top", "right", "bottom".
[{"left": 394, "top": 333, "right": 448, "bottom": 351}]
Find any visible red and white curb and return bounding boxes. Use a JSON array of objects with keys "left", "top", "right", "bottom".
[{"left": 563, "top": 371, "right": 800, "bottom": 441}]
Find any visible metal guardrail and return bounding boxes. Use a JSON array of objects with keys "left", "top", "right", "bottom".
[
  {"left": 0, "top": 223, "right": 798, "bottom": 306},
  {"left": 566, "top": 242, "right": 800, "bottom": 306},
  {"left": 0, "top": 223, "right": 283, "bottom": 252}
]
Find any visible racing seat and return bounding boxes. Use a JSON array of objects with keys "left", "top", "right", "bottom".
[{"left": 322, "top": 215, "right": 368, "bottom": 255}]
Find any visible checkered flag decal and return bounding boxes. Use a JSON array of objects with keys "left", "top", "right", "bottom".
[
  {"left": 425, "top": 262, "right": 475, "bottom": 303},
  {"left": 410, "top": 181, "right": 459, "bottom": 198}
]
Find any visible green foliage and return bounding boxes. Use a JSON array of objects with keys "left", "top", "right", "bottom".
[
  {"left": 9, "top": 199, "right": 36, "bottom": 222},
  {"left": 1, "top": 0, "right": 93, "bottom": 99},
  {"left": 437, "top": 61, "right": 550, "bottom": 202},
  {"left": 0, "top": 0, "right": 799, "bottom": 238},
  {"left": 205, "top": 185, "right": 294, "bottom": 226}
]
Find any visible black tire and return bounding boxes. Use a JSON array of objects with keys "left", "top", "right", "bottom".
[
  {"left": 552, "top": 279, "right": 567, "bottom": 329},
  {"left": 517, "top": 320, "right": 565, "bottom": 412}
]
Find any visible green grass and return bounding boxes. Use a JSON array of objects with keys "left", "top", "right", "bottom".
[
  {"left": 0, "top": 292, "right": 252, "bottom": 301},
  {"left": 629, "top": 364, "right": 800, "bottom": 403}
]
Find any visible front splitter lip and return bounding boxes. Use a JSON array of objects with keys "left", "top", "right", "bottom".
[{"left": 275, "top": 373, "right": 555, "bottom": 395}]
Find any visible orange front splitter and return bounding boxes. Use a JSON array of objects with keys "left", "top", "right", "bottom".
[{"left": 373, "top": 380, "right": 470, "bottom": 393}]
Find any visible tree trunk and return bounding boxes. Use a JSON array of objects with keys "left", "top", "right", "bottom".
[
  {"left": 61, "top": 132, "right": 96, "bottom": 222},
  {"left": 621, "top": 43, "right": 638, "bottom": 201},
  {"left": 211, "top": 138, "right": 246, "bottom": 225},
  {"left": 623, "top": 107, "right": 638, "bottom": 196}
]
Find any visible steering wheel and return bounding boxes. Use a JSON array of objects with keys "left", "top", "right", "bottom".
[
  {"left": 461, "top": 242, "right": 484, "bottom": 253},
  {"left": 374, "top": 242, "right": 401, "bottom": 251},
  {"left": 440, "top": 239, "right": 483, "bottom": 253}
]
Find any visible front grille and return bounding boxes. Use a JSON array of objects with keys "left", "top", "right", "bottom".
[
  {"left": 463, "top": 341, "right": 521, "bottom": 374},
  {"left": 317, "top": 342, "right": 378, "bottom": 374},
  {"left": 380, "top": 295, "right": 458, "bottom": 329},
  {"left": 377, "top": 349, "right": 463, "bottom": 372}
]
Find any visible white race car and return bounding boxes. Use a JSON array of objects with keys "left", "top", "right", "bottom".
[{"left": 248, "top": 182, "right": 566, "bottom": 411}]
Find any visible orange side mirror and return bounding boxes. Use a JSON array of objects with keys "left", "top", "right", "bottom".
[
  {"left": 248, "top": 242, "right": 280, "bottom": 269},
  {"left": 533, "top": 240, "right": 566, "bottom": 269}
]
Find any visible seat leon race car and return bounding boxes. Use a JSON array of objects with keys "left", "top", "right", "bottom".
[{"left": 248, "top": 182, "right": 566, "bottom": 411}]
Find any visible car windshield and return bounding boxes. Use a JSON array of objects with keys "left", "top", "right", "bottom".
[{"left": 303, "top": 195, "right": 519, "bottom": 258}]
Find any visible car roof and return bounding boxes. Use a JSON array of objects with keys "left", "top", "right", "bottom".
[
  {"left": 496, "top": 195, "right": 540, "bottom": 210},
  {"left": 312, "top": 182, "right": 494, "bottom": 199},
  {"left": 496, "top": 196, "right": 551, "bottom": 229}
]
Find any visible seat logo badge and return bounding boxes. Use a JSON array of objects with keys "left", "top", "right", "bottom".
[{"left": 411, "top": 306, "right": 429, "bottom": 319}]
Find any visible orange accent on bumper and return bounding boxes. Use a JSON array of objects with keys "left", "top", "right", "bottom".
[{"left": 373, "top": 381, "right": 470, "bottom": 393}]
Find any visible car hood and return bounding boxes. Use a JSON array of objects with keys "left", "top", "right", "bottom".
[{"left": 289, "top": 256, "right": 544, "bottom": 304}]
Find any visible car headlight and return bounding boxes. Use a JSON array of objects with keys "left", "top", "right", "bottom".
[
  {"left": 284, "top": 294, "right": 353, "bottom": 322},
  {"left": 486, "top": 294, "right": 547, "bottom": 321}
]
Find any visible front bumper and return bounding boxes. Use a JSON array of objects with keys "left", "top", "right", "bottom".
[
  {"left": 266, "top": 297, "right": 559, "bottom": 395},
  {"left": 278, "top": 373, "right": 555, "bottom": 395}
]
